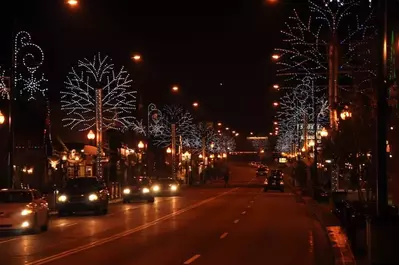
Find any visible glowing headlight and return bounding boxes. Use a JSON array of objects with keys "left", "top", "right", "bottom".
[
  {"left": 58, "top": 195, "right": 67, "bottom": 202},
  {"left": 152, "top": 185, "right": 160, "bottom": 191},
  {"left": 170, "top": 185, "right": 178, "bottom": 191},
  {"left": 21, "top": 209, "right": 33, "bottom": 216},
  {"left": 142, "top": 188, "right": 150, "bottom": 193},
  {"left": 123, "top": 188, "right": 131, "bottom": 194},
  {"left": 88, "top": 194, "right": 98, "bottom": 201}
]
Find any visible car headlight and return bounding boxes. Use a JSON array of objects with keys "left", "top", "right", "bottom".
[
  {"left": 280, "top": 181, "right": 284, "bottom": 185},
  {"left": 152, "top": 185, "right": 160, "bottom": 191},
  {"left": 58, "top": 195, "right": 67, "bottom": 202},
  {"left": 21, "top": 209, "right": 33, "bottom": 216},
  {"left": 170, "top": 185, "right": 178, "bottom": 191},
  {"left": 123, "top": 188, "right": 131, "bottom": 194},
  {"left": 88, "top": 194, "right": 98, "bottom": 201},
  {"left": 264, "top": 180, "right": 268, "bottom": 184},
  {"left": 142, "top": 188, "right": 150, "bottom": 193}
]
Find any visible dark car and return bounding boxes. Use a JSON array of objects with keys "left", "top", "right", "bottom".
[
  {"left": 256, "top": 167, "right": 268, "bottom": 177},
  {"left": 56, "top": 177, "right": 109, "bottom": 216},
  {"left": 122, "top": 177, "right": 154, "bottom": 203},
  {"left": 151, "top": 178, "right": 180, "bottom": 196},
  {"left": 263, "top": 173, "right": 284, "bottom": 192}
]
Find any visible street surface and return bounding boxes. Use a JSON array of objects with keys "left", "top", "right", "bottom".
[{"left": 0, "top": 163, "right": 334, "bottom": 265}]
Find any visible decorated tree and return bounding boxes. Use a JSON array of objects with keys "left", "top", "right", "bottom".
[
  {"left": 0, "top": 67, "right": 8, "bottom": 99},
  {"left": 250, "top": 138, "right": 268, "bottom": 151},
  {"left": 275, "top": 0, "right": 375, "bottom": 152},
  {"left": 61, "top": 53, "right": 139, "bottom": 132},
  {"left": 212, "top": 134, "right": 236, "bottom": 154},
  {"left": 190, "top": 122, "right": 219, "bottom": 154},
  {"left": 150, "top": 105, "right": 196, "bottom": 148}
]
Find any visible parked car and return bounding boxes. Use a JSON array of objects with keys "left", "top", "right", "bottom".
[{"left": 151, "top": 178, "right": 181, "bottom": 196}]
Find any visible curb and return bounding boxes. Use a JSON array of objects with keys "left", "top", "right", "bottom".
[
  {"left": 49, "top": 198, "right": 122, "bottom": 215},
  {"left": 287, "top": 180, "right": 356, "bottom": 265}
]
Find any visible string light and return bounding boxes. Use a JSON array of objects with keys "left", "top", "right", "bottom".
[
  {"left": 0, "top": 67, "right": 9, "bottom": 99},
  {"left": 274, "top": 0, "right": 375, "bottom": 152},
  {"left": 61, "top": 52, "right": 138, "bottom": 132},
  {"left": 14, "top": 31, "right": 48, "bottom": 100}
]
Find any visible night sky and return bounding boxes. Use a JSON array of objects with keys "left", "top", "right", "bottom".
[{"left": 0, "top": 0, "right": 297, "bottom": 140}]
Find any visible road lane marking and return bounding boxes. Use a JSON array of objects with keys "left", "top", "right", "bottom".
[
  {"left": 220, "top": 232, "right": 228, "bottom": 239},
  {"left": 25, "top": 188, "right": 239, "bottom": 265},
  {"left": 183, "top": 254, "right": 201, "bottom": 264},
  {"left": 247, "top": 205, "right": 251, "bottom": 208},
  {"left": 308, "top": 231, "right": 313, "bottom": 253},
  {"left": 53, "top": 222, "right": 78, "bottom": 228},
  {"left": 250, "top": 200, "right": 254, "bottom": 203},
  {"left": 0, "top": 237, "right": 19, "bottom": 244},
  {"left": 241, "top": 211, "right": 246, "bottom": 215},
  {"left": 234, "top": 219, "right": 239, "bottom": 224}
]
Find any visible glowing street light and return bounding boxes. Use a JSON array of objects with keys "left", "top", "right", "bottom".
[
  {"left": 87, "top": 130, "right": 95, "bottom": 140},
  {"left": 235, "top": 133, "right": 239, "bottom": 136},
  {"left": 273, "top": 121, "right": 278, "bottom": 125},
  {"left": 225, "top": 127, "right": 229, "bottom": 130},
  {"left": 320, "top": 127, "right": 328, "bottom": 137},
  {"left": 131, "top": 54, "right": 141, "bottom": 62},
  {"left": 192, "top": 102, "right": 199, "bottom": 107},
  {"left": 138, "top": 141, "right": 144, "bottom": 149},
  {"left": 272, "top": 54, "right": 280, "bottom": 60},
  {"left": 273, "top": 84, "right": 279, "bottom": 89},
  {"left": 166, "top": 147, "right": 172, "bottom": 153},
  {"left": 172, "top": 86, "right": 179, "bottom": 92},
  {"left": 0, "top": 111, "right": 5, "bottom": 125},
  {"left": 217, "top": 122, "right": 222, "bottom": 126},
  {"left": 273, "top": 102, "right": 279, "bottom": 107},
  {"left": 250, "top": 132, "right": 253, "bottom": 135},
  {"left": 66, "top": 0, "right": 78, "bottom": 7}
]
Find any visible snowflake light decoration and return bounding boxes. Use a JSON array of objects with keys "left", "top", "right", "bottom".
[
  {"left": 0, "top": 67, "right": 9, "bottom": 99},
  {"left": 61, "top": 53, "right": 137, "bottom": 132},
  {"left": 150, "top": 105, "right": 196, "bottom": 148},
  {"left": 14, "top": 31, "right": 48, "bottom": 100}
]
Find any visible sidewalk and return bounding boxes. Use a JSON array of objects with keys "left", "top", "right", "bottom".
[{"left": 289, "top": 184, "right": 356, "bottom": 265}]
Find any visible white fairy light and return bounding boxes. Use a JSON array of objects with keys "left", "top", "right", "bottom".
[
  {"left": 150, "top": 105, "right": 196, "bottom": 148},
  {"left": 14, "top": 31, "right": 48, "bottom": 100},
  {"left": 61, "top": 52, "right": 137, "bottom": 132},
  {"left": 251, "top": 138, "right": 268, "bottom": 151},
  {"left": 0, "top": 67, "right": 9, "bottom": 99}
]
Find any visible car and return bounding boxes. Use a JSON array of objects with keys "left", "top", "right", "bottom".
[
  {"left": 122, "top": 177, "right": 155, "bottom": 203},
  {"left": 256, "top": 167, "right": 268, "bottom": 177},
  {"left": 263, "top": 174, "right": 284, "bottom": 192},
  {"left": 151, "top": 178, "right": 180, "bottom": 196},
  {"left": 0, "top": 189, "right": 49, "bottom": 233},
  {"left": 56, "top": 177, "right": 109, "bottom": 216}
]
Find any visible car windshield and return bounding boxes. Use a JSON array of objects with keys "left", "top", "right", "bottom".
[
  {"left": 0, "top": 191, "right": 33, "bottom": 203},
  {"left": 156, "top": 179, "right": 176, "bottom": 184},
  {"left": 65, "top": 178, "right": 101, "bottom": 189}
]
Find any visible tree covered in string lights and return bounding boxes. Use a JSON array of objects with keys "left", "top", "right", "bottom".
[
  {"left": 150, "top": 105, "right": 197, "bottom": 148},
  {"left": 61, "top": 53, "right": 139, "bottom": 132},
  {"left": 190, "top": 122, "right": 219, "bottom": 154},
  {"left": 0, "top": 67, "right": 8, "bottom": 99},
  {"left": 212, "top": 134, "right": 236, "bottom": 153},
  {"left": 274, "top": 0, "right": 375, "bottom": 152},
  {"left": 250, "top": 138, "right": 268, "bottom": 151}
]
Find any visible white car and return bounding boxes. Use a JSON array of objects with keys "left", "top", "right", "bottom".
[{"left": 0, "top": 189, "right": 49, "bottom": 233}]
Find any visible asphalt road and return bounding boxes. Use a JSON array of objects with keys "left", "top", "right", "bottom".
[{"left": 0, "top": 163, "right": 334, "bottom": 265}]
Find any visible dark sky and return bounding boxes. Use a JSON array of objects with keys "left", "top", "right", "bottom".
[{"left": 0, "top": 0, "right": 294, "bottom": 139}]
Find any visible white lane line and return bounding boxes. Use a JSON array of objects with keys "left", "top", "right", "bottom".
[
  {"left": 308, "top": 230, "right": 314, "bottom": 253},
  {"left": 234, "top": 219, "right": 239, "bottom": 224},
  {"left": 247, "top": 205, "right": 251, "bottom": 208},
  {"left": 220, "top": 232, "right": 228, "bottom": 239},
  {"left": 25, "top": 188, "right": 239, "bottom": 265},
  {"left": 183, "top": 254, "right": 201, "bottom": 264},
  {"left": 250, "top": 200, "right": 254, "bottom": 203},
  {"left": 0, "top": 237, "right": 19, "bottom": 244},
  {"left": 241, "top": 211, "right": 246, "bottom": 215}
]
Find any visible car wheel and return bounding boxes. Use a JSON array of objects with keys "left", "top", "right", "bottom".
[
  {"left": 41, "top": 212, "right": 49, "bottom": 231},
  {"left": 30, "top": 214, "right": 41, "bottom": 234},
  {"left": 147, "top": 197, "right": 155, "bottom": 203}
]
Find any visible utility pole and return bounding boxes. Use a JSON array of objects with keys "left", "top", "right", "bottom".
[{"left": 171, "top": 123, "right": 176, "bottom": 179}]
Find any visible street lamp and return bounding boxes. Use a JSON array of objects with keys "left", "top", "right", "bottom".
[
  {"left": 273, "top": 84, "right": 280, "bottom": 89},
  {"left": 172, "top": 86, "right": 179, "bottom": 92},
  {"left": 273, "top": 102, "right": 279, "bottom": 107},
  {"left": 138, "top": 141, "right": 144, "bottom": 149},
  {"left": 192, "top": 102, "right": 199, "bottom": 107},
  {"left": 217, "top": 122, "right": 222, "bottom": 126},
  {"left": 166, "top": 147, "right": 172, "bottom": 154},
  {"left": 225, "top": 127, "right": 229, "bottom": 130},
  {"left": 0, "top": 111, "right": 4, "bottom": 125},
  {"left": 272, "top": 54, "right": 280, "bottom": 60},
  {"left": 235, "top": 133, "right": 239, "bottom": 136},
  {"left": 66, "top": 0, "right": 78, "bottom": 6},
  {"left": 131, "top": 54, "right": 141, "bottom": 62},
  {"left": 87, "top": 130, "right": 95, "bottom": 140},
  {"left": 320, "top": 127, "right": 328, "bottom": 137}
]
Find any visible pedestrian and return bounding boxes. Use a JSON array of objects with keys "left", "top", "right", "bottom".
[{"left": 224, "top": 168, "right": 230, "bottom": 188}]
